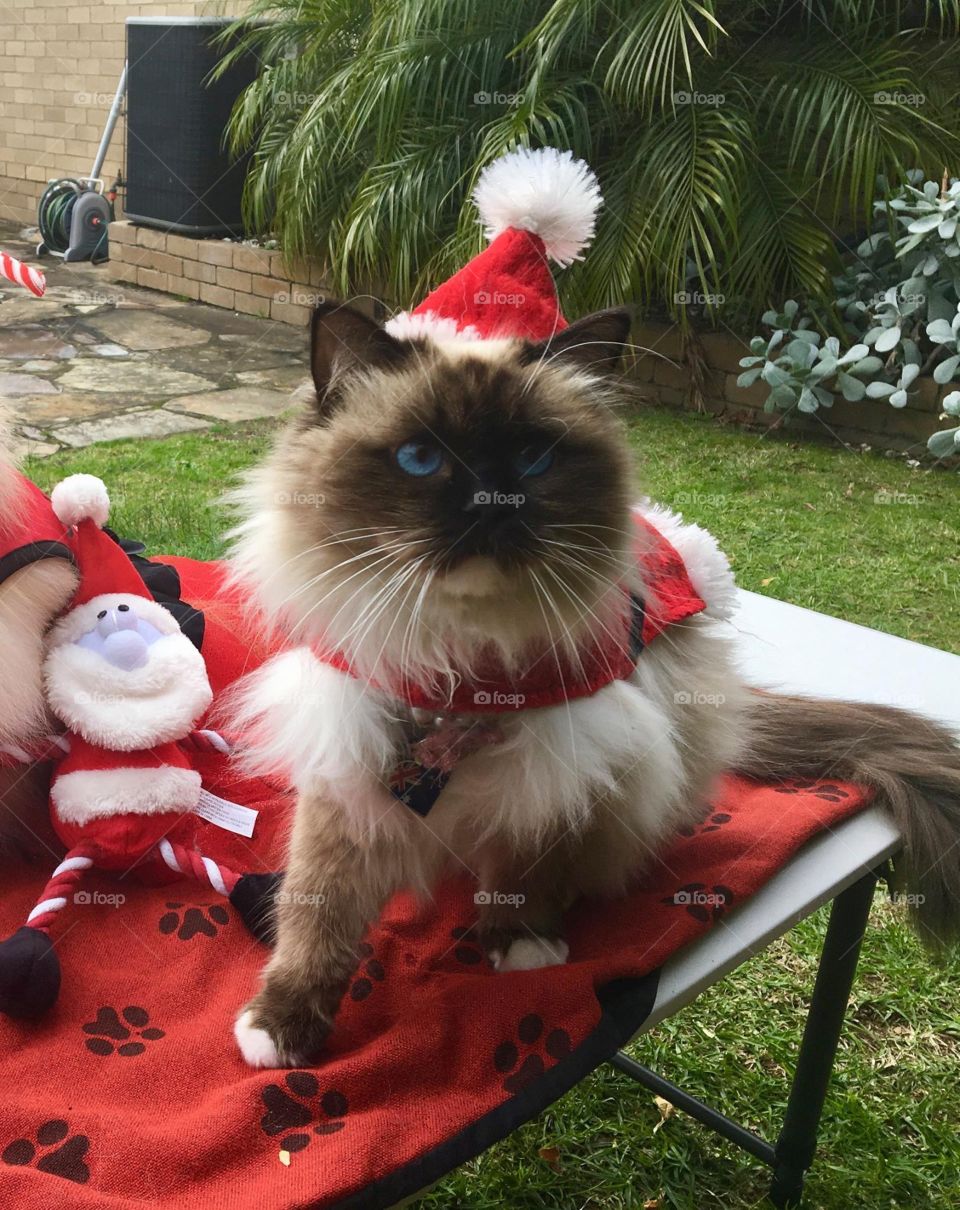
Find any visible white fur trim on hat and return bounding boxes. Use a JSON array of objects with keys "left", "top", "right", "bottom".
[
  {"left": 634, "top": 502, "right": 738, "bottom": 620},
  {"left": 51, "top": 764, "right": 202, "bottom": 825},
  {"left": 51, "top": 474, "right": 110, "bottom": 528},
  {"left": 384, "top": 310, "right": 482, "bottom": 343},
  {"left": 473, "top": 147, "right": 602, "bottom": 267}
]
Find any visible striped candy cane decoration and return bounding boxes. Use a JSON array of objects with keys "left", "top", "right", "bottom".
[{"left": 0, "top": 250, "right": 46, "bottom": 298}]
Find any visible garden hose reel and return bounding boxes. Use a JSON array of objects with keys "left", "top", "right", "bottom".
[
  {"left": 37, "top": 178, "right": 112, "bottom": 264},
  {"left": 36, "top": 64, "right": 127, "bottom": 266}
]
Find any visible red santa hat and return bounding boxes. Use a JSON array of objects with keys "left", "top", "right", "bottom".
[
  {"left": 50, "top": 474, "right": 149, "bottom": 608},
  {"left": 384, "top": 147, "right": 602, "bottom": 344},
  {"left": 44, "top": 475, "right": 212, "bottom": 750}
]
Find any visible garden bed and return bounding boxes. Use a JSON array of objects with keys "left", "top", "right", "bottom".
[{"left": 633, "top": 323, "right": 945, "bottom": 453}]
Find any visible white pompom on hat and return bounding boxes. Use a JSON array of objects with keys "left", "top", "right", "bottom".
[
  {"left": 50, "top": 473, "right": 111, "bottom": 529},
  {"left": 472, "top": 146, "right": 602, "bottom": 267}
]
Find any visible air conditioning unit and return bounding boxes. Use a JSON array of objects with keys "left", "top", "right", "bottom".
[{"left": 124, "top": 17, "right": 258, "bottom": 236}]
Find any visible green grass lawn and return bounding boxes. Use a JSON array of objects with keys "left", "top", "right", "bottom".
[{"left": 25, "top": 407, "right": 960, "bottom": 1209}]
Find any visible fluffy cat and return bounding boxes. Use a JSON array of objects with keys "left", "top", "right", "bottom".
[{"left": 227, "top": 302, "right": 960, "bottom": 1068}]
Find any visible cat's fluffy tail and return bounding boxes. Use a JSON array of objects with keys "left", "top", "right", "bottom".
[{"left": 734, "top": 690, "right": 960, "bottom": 951}]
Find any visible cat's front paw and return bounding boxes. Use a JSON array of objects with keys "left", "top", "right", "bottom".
[
  {"left": 491, "top": 935, "right": 569, "bottom": 972},
  {"left": 234, "top": 991, "right": 333, "bottom": 1069}
]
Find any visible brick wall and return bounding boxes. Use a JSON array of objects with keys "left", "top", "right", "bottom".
[
  {"left": 106, "top": 220, "right": 345, "bottom": 325},
  {"left": 0, "top": 2, "right": 232, "bottom": 227}
]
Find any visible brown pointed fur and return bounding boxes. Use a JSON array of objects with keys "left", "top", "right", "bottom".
[
  {"left": 735, "top": 690, "right": 960, "bottom": 951},
  {"left": 220, "top": 302, "right": 960, "bottom": 1063}
]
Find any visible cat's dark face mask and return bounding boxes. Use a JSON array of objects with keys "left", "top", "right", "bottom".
[{"left": 285, "top": 302, "right": 637, "bottom": 589}]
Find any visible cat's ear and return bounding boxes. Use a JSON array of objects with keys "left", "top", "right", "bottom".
[
  {"left": 522, "top": 307, "right": 632, "bottom": 373},
  {"left": 309, "top": 302, "right": 411, "bottom": 404}
]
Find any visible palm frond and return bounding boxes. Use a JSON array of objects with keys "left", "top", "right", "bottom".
[{"left": 221, "top": 0, "right": 960, "bottom": 325}]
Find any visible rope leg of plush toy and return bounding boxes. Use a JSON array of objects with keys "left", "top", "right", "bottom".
[
  {"left": 0, "top": 845, "right": 96, "bottom": 1018},
  {"left": 157, "top": 839, "right": 281, "bottom": 944}
]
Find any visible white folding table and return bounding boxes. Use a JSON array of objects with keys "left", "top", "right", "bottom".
[{"left": 610, "top": 589, "right": 960, "bottom": 1207}]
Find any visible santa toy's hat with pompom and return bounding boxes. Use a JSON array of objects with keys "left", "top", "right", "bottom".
[
  {"left": 45, "top": 473, "right": 212, "bottom": 752},
  {"left": 385, "top": 147, "right": 601, "bottom": 344},
  {"left": 51, "top": 473, "right": 150, "bottom": 611}
]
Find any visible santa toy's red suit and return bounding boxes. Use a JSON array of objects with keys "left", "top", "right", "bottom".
[{"left": 42, "top": 475, "right": 211, "bottom": 864}]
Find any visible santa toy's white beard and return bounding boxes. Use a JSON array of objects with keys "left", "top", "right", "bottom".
[{"left": 44, "top": 629, "right": 212, "bottom": 750}]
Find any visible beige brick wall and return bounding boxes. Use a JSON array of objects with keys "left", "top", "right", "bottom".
[
  {"left": 0, "top": 2, "right": 234, "bottom": 227},
  {"left": 107, "top": 219, "right": 350, "bottom": 325}
]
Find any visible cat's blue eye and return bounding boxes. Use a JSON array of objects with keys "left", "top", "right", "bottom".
[
  {"left": 396, "top": 441, "right": 443, "bottom": 477},
  {"left": 515, "top": 447, "right": 555, "bottom": 478}
]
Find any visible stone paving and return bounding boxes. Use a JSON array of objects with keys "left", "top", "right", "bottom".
[{"left": 0, "top": 223, "right": 310, "bottom": 459}]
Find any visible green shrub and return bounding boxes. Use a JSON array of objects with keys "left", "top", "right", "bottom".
[
  {"left": 222, "top": 1, "right": 960, "bottom": 322},
  {"left": 738, "top": 173, "right": 960, "bottom": 458}
]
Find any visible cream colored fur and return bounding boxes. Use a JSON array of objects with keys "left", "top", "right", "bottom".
[
  {"left": 0, "top": 413, "right": 78, "bottom": 746},
  {"left": 0, "top": 410, "right": 77, "bottom": 860}
]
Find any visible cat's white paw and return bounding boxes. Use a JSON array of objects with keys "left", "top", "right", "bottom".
[
  {"left": 494, "top": 936, "right": 569, "bottom": 972},
  {"left": 234, "top": 1009, "right": 284, "bottom": 1068}
]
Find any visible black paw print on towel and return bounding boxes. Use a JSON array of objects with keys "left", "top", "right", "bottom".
[
  {"left": 83, "top": 1005, "right": 165, "bottom": 1056},
  {"left": 158, "top": 901, "right": 230, "bottom": 941},
  {"left": 2, "top": 1120, "right": 90, "bottom": 1184},
  {"left": 678, "top": 807, "right": 733, "bottom": 838},
  {"left": 260, "top": 1072, "right": 349, "bottom": 1154},
  {"left": 450, "top": 926, "right": 485, "bottom": 966},
  {"left": 349, "top": 941, "right": 386, "bottom": 1001},
  {"left": 493, "top": 1013, "right": 572, "bottom": 1095},
  {"left": 773, "top": 779, "right": 851, "bottom": 803}
]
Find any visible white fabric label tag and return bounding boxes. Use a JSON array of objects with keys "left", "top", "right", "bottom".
[{"left": 194, "top": 789, "right": 259, "bottom": 838}]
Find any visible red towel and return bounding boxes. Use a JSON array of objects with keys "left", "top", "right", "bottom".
[{"left": 0, "top": 557, "right": 873, "bottom": 1208}]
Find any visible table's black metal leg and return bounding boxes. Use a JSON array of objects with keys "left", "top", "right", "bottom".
[{"left": 768, "top": 870, "right": 877, "bottom": 1208}]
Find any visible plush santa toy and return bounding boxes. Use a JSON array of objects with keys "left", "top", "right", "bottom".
[{"left": 0, "top": 475, "right": 270, "bottom": 1019}]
